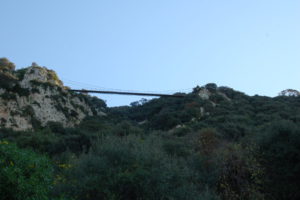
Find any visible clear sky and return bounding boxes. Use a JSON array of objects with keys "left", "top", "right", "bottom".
[{"left": 1, "top": 0, "right": 299, "bottom": 106}]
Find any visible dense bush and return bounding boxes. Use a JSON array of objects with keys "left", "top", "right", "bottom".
[
  {"left": 257, "top": 120, "right": 300, "bottom": 200},
  {"left": 0, "top": 72, "right": 18, "bottom": 89},
  {"left": 0, "top": 57, "right": 15, "bottom": 72},
  {"left": 150, "top": 112, "right": 181, "bottom": 130},
  {"left": 216, "top": 144, "right": 264, "bottom": 200},
  {"left": 0, "top": 127, "right": 93, "bottom": 156},
  {"left": 205, "top": 83, "right": 217, "bottom": 92},
  {"left": 53, "top": 135, "right": 202, "bottom": 200},
  {"left": 0, "top": 141, "right": 53, "bottom": 200}
]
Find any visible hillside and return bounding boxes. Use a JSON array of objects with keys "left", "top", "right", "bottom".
[{"left": 0, "top": 59, "right": 300, "bottom": 200}]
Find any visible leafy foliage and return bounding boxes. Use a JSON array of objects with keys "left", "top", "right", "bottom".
[
  {"left": 53, "top": 135, "right": 201, "bottom": 200},
  {"left": 0, "top": 58, "right": 15, "bottom": 72},
  {"left": 0, "top": 141, "right": 53, "bottom": 200},
  {"left": 256, "top": 120, "right": 300, "bottom": 200}
]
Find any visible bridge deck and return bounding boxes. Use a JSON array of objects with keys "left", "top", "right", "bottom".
[{"left": 70, "top": 89, "right": 185, "bottom": 98}]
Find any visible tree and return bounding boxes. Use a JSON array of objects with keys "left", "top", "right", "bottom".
[
  {"left": 205, "top": 83, "right": 218, "bottom": 92},
  {"left": 278, "top": 89, "right": 300, "bottom": 97},
  {"left": 0, "top": 58, "right": 15, "bottom": 72},
  {"left": 257, "top": 120, "right": 300, "bottom": 200}
]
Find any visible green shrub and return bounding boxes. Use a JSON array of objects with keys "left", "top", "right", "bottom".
[
  {"left": 78, "top": 116, "right": 110, "bottom": 132},
  {"left": 197, "top": 128, "right": 220, "bottom": 155},
  {"left": 0, "top": 92, "right": 17, "bottom": 100},
  {"left": 47, "top": 70, "right": 61, "bottom": 84},
  {"left": 111, "top": 121, "right": 143, "bottom": 136},
  {"left": 216, "top": 144, "right": 264, "bottom": 200},
  {"left": 14, "top": 130, "right": 62, "bottom": 155},
  {"left": 187, "top": 154, "right": 220, "bottom": 190},
  {"left": 150, "top": 112, "right": 181, "bottom": 130},
  {"left": 17, "top": 129, "right": 92, "bottom": 156},
  {"left": 162, "top": 139, "right": 191, "bottom": 157},
  {"left": 14, "top": 68, "right": 27, "bottom": 80},
  {"left": 257, "top": 120, "right": 300, "bottom": 200},
  {"left": 10, "top": 84, "right": 30, "bottom": 96},
  {"left": 0, "top": 73, "right": 17, "bottom": 89},
  {"left": 205, "top": 83, "right": 217, "bottom": 92},
  {"left": 172, "top": 126, "right": 191, "bottom": 137},
  {"left": 54, "top": 135, "right": 201, "bottom": 200},
  {"left": 0, "top": 58, "right": 15, "bottom": 72},
  {"left": 0, "top": 141, "right": 53, "bottom": 200},
  {"left": 198, "top": 187, "right": 221, "bottom": 200}
]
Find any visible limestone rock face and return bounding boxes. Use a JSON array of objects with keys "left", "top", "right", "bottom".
[
  {"left": 0, "top": 64, "right": 106, "bottom": 131},
  {"left": 193, "top": 85, "right": 231, "bottom": 102},
  {"left": 197, "top": 88, "right": 211, "bottom": 100},
  {"left": 20, "top": 66, "right": 64, "bottom": 88},
  {"left": 191, "top": 84, "right": 232, "bottom": 118}
]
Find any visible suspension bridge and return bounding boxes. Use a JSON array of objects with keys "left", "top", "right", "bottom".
[
  {"left": 69, "top": 89, "right": 185, "bottom": 98},
  {"left": 63, "top": 78, "right": 190, "bottom": 98}
]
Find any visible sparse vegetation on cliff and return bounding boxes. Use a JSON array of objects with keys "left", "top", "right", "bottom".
[{"left": 0, "top": 58, "right": 106, "bottom": 131}]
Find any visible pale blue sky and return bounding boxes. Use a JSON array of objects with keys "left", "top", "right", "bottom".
[{"left": 1, "top": 0, "right": 299, "bottom": 106}]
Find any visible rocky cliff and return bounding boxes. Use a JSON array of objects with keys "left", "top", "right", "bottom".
[{"left": 0, "top": 59, "right": 106, "bottom": 131}]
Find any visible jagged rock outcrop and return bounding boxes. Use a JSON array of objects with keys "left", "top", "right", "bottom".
[
  {"left": 0, "top": 60, "right": 106, "bottom": 131},
  {"left": 193, "top": 84, "right": 231, "bottom": 102},
  {"left": 197, "top": 88, "right": 211, "bottom": 100},
  {"left": 20, "top": 66, "right": 64, "bottom": 88},
  {"left": 191, "top": 84, "right": 232, "bottom": 118}
]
